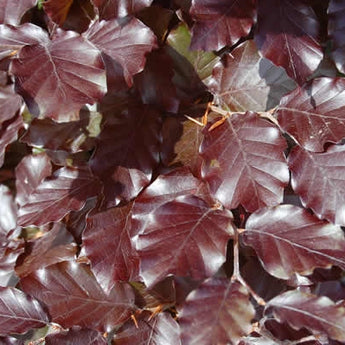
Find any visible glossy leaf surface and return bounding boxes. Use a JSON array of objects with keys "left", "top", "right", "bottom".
[
  {"left": 200, "top": 112, "right": 289, "bottom": 212},
  {"left": 0, "top": 0, "right": 36, "bottom": 25},
  {"left": 242, "top": 205, "right": 345, "bottom": 279},
  {"left": 0, "top": 86, "right": 22, "bottom": 123},
  {"left": 45, "top": 328, "right": 107, "bottom": 345},
  {"left": 0, "top": 185, "right": 17, "bottom": 237},
  {"left": 179, "top": 278, "right": 255, "bottom": 345}
]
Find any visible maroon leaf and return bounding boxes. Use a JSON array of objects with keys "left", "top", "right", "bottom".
[
  {"left": 0, "top": 85, "right": 22, "bottom": 123},
  {"left": 10, "top": 29, "right": 107, "bottom": 122},
  {"left": 189, "top": 0, "right": 256, "bottom": 51},
  {"left": 255, "top": 0, "right": 323, "bottom": 84},
  {"left": 82, "top": 203, "right": 139, "bottom": 293},
  {"left": 136, "top": 194, "right": 234, "bottom": 287},
  {"left": 17, "top": 165, "right": 101, "bottom": 227},
  {"left": 328, "top": 0, "right": 345, "bottom": 74},
  {"left": 20, "top": 261, "right": 135, "bottom": 332},
  {"left": 43, "top": 0, "right": 73, "bottom": 26},
  {"left": 208, "top": 40, "right": 296, "bottom": 112},
  {"left": 84, "top": 17, "right": 156, "bottom": 88},
  {"left": 0, "top": 286, "right": 49, "bottom": 335},
  {"left": 91, "top": 0, "right": 153, "bottom": 20},
  {"left": 90, "top": 104, "right": 161, "bottom": 207},
  {"left": 288, "top": 144, "right": 345, "bottom": 225},
  {"left": 242, "top": 205, "right": 345, "bottom": 280},
  {"left": 179, "top": 278, "right": 255, "bottom": 345},
  {"left": 277, "top": 77, "right": 345, "bottom": 152},
  {"left": 200, "top": 112, "right": 289, "bottom": 212},
  {"left": 0, "top": 185, "right": 17, "bottom": 239},
  {"left": 45, "top": 327, "right": 107, "bottom": 345},
  {"left": 0, "top": 243, "right": 24, "bottom": 287},
  {"left": 266, "top": 290, "right": 345, "bottom": 342},
  {"left": 0, "top": 0, "right": 37, "bottom": 25},
  {"left": 113, "top": 311, "right": 181, "bottom": 345}
]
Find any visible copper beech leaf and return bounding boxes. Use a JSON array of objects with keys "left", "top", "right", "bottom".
[
  {"left": 43, "top": 0, "right": 74, "bottom": 26},
  {"left": 200, "top": 112, "right": 289, "bottom": 212},
  {"left": 266, "top": 290, "right": 345, "bottom": 342},
  {"left": 20, "top": 261, "right": 135, "bottom": 332},
  {"left": 136, "top": 194, "right": 234, "bottom": 287},
  {"left": 208, "top": 40, "right": 296, "bottom": 112},
  {"left": 242, "top": 205, "right": 345, "bottom": 280},
  {"left": 0, "top": 185, "right": 17, "bottom": 238},
  {"left": 10, "top": 28, "right": 107, "bottom": 122},
  {"left": 0, "top": 286, "right": 49, "bottom": 335},
  {"left": 16, "top": 165, "right": 101, "bottom": 227},
  {"left": 277, "top": 77, "right": 345, "bottom": 152},
  {"left": 0, "top": 0, "right": 37, "bottom": 25},
  {"left": 288, "top": 144, "right": 345, "bottom": 226},
  {"left": 82, "top": 203, "right": 139, "bottom": 293},
  {"left": 255, "top": 0, "right": 323, "bottom": 84},
  {"left": 45, "top": 328, "right": 107, "bottom": 345},
  {"left": 0, "top": 85, "right": 22, "bottom": 123},
  {"left": 189, "top": 0, "right": 256, "bottom": 51},
  {"left": 179, "top": 278, "right": 255, "bottom": 345},
  {"left": 113, "top": 311, "right": 181, "bottom": 345}
]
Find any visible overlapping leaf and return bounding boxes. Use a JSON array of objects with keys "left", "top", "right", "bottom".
[
  {"left": 45, "top": 328, "right": 107, "bottom": 345},
  {"left": 84, "top": 18, "right": 156, "bottom": 88},
  {"left": 113, "top": 311, "right": 181, "bottom": 345},
  {"left": 0, "top": 86, "right": 22, "bottom": 123},
  {"left": 0, "top": 185, "right": 17, "bottom": 238},
  {"left": 189, "top": 0, "right": 256, "bottom": 51},
  {"left": 43, "top": 0, "right": 73, "bottom": 26},
  {"left": 288, "top": 144, "right": 345, "bottom": 225},
  {"left": 200, "top": 111, "right": 289, "bottom": 212},
  {"left": 208, "top": 40, "right": 296, "bottom": 112},
  {"left": 0, "top": 286, "right": 49, "bottom": 335},
  {"left": 255, "top": 0, "right": 323, "bottom": 84},
  {"left": 20, "top": 261, "right": 135, "bottom": 332},
  {"left": 266, "top": 290, "right": 345, "bottom": 342},
  {"left": 179, "top": 278, "right": 255, "bottom": 345},
  {"left": 82, "top": 203, "right": 139, "bottom": 293},
  {"left": 277, "top": 77, "right": 345, "bottom": 152},
  {"left": 16, "top": 165, "right": 101, "bottom": 227},
  {"left": 0, "top": 0, "right": 37, "bottom": 25},
  {"left": 242, "top": 205, "right": 345, "bottom": 279},
  {"left": 10, "top": 28, "right": 107, "bottom": 122},
  {"left": 136, "top": 194, "right": 234, "bottom": 287}
]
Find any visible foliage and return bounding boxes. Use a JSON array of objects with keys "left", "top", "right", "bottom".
[{"left": 1, "top": 0, "right": 345, "bottom": 344}]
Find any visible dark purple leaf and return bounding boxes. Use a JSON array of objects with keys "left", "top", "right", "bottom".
[
  {"left": 136, "top": 194, "right": 234, "bottom": 287},
  {"left": 10, "top": 29, "right": 107, "bottom": 122},
  {"left": 20, "top": 261, "right": 135, "bottom": 332},
  {"left": 189, "top": 0, "right": 256, "bottom": 51},
  {"left": 0, "top": 336, "right": 24, "bottom": 345},
  {"left": 17, "top": 165, "right": 102, "bottom": 227},
  {"left": 179, "top": 278, "right": 255, "bottom": 345},
  {"left": 0, "top": 243, "right": 23, "bottom": 287},
  {"left": 200, "top": 111, "right": 289, "bottom": 212},
  {"left": 84, "top": 17, "right": 156, "bottom": 88},
  {"left": 207, "top": 40, "right": 296, "bottom": 112},
  {"left": 266, "top": 290, "right": 345, "bottom": 342},
  {"left": 82, "top": 203, "right": 139, "bottom": 293},
  {"left": 91, "top": 0, "right": 153, "bottom": 20},
  {"left": 0, "top": 286, "right": 49, "bottom": 335},
  {"left": 255, "top": 0, "right": 323, "bottom": 84},
  {"left": 0, "top": 0, "right": 37, "bottom": 25},
  {"left": 288, "top": 144, "right": 345, "bottom": 225},
  {"left": 277, "top": 77, "right": 345, "bottom": 152},
  {"left": 43, "top": 0, "right": 73, "bottom": 26},
  {"left": 90, "top": 104, "right": 161, "bottom": 207},
  {"left": 45, "top": 327, "right": 107, "bottom": 345},
  {"left": 242, "top": 205, "right": 345, "bottom": 279},
  {"left": 0, "top": 85, "right": 22, "bottom": 123}
]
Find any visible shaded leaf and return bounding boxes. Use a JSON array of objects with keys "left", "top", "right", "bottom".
[
  {"left": 208, "top": 40, "right": 296, "bottom": 112},
  {"left": 43, "top": 0, "right": 73, "bottom": 26},
  {"left": 0, "top": 0, "right": 37, "bottom": 25},
  {"left": 288, "top": 144, "right": 345, "bottom": 225},
  {"left": 277, "top": 77, "right": 345, "bottom": 152},
  {"left": 266, "top": 290, "right": 345, "bottom": 342},
  {"left": 17, "top": 165, "right": 102, "bottom": 227},
  {"left": 200, "top": 112, "right": 289, "bottom": 212},
  {"left": 136, "top": 194, "right": 234, "bottom": 287},
  {"left": 189, "top": 0, "right": 256, "bottom": 51},
  {"left": 0, "top": 85, "right": 22, "bottom": 123},
  {"left": 113, "top": 311, "right": 180, "bottom": 345},
  {"left": 82, "top": 203, "right": 139, "bottom": 293},
  {"left": 179, "top": 278, "right": 255, "bottom": 345},
  {"left": 255, "top": 0, "right": 323, "bottom": 84},
  {"left": 242, "top": 205, "right": 345, "bottom": 280},
  {"left": 20, "top": 261, "right": 135, "bottom": 332},
  {"left": 10, "top": 29, "right": 107, "bottom": 122},
  {"left": 84, "top": 17, "right": 156, "bottom": 88},
  {"left": 0, "top": 286, "right": 49, "bottom": 335}
]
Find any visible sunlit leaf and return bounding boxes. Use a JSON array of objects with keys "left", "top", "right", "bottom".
[
  {"left": 179, "top": 278, "right": 255, "bottom": 345},
  {"left": 242, "top": 205, "right": 345, "bottom": 279},
  {"left": 43, "top": 0, "right": 73, "bottom": 26},
  {"left": 200, "top": 111, "right": 289, "bottom": 212},
  {"left": 45, "top": 328, "right": 107, "bottom": 345},
  {"left": 0, "top": 0, "right": 37, "bottom": 25},
  {"left": 0, "top": 185, "right": 17, "bottom": 238}
]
